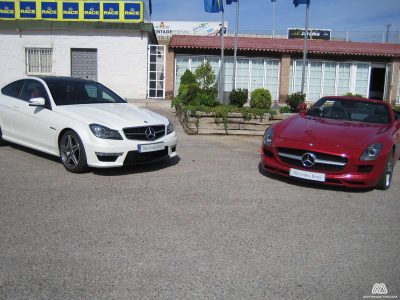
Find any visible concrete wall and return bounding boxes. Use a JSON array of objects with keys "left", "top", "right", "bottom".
[{"left": 0, "top": 29, "right": 149, "bottom": 99}]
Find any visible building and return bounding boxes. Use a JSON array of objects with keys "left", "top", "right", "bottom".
[
  {"left": 167, "top": 35, "right": 400, "bottom": 105},
  {"left": 0, "top": 0, "right": 160, "bottom": 99}
]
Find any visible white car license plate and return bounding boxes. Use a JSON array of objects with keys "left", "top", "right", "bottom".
[
  {"left": 289, "top": 168, "right": 326, "bottom": 182},
  {"left": 138, "top": 142, "right": 165, "bottom": 153}
]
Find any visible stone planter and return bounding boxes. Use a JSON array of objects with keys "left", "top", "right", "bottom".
[{"left": 176, "top": 105, "right": 294, "bottom": 136}]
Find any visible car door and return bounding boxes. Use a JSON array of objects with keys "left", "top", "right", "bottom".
[
  {"left": 11, "top": 79, "right": 58, "bottom": 152},
  {"left": 0, "top": 80, "right": 25, "bottom": 139}
]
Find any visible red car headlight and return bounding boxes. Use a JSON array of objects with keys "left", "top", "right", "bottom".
[{"left": 360, "top": 143, "right": 383, "bottom": 161}]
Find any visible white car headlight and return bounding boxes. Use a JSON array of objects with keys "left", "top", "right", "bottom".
[
  {"left": 360, "top": 143, "right": 383, "bottom": 161},
  {"left": 263, "top": 127, "right": 274, "bottom": 146},
  {"left": 167, "top": 120, "right": 174, "bottom": 135},
  {"left": 89, "top": 124, "right": 122, "bottom": 140}
]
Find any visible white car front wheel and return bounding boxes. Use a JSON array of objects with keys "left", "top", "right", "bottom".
[{"left": 59, "top": 130, "right": 89, "bottom": 173}]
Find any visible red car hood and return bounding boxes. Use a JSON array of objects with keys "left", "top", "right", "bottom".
[{"left": 277, "top": 115, "right": 389, "bottom": 149}]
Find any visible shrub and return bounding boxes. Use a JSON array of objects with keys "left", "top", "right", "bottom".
[
  {"left": 178, "top": 83, "right": 200, "bottom": 105},
  {"left": 279, "top": 106, "right": 291, "bottom": 113},
  {"left": 344, "top": 92, "right": 364, "bottom": 98},
  {"left": 194, "top": 62, "right": 216, "bottom": 90},
  {"left": 180, "top": 70, "right": 196, "bottom": 85},
  {"left": 250, "top": 88, "right": 272, "bottom": 109},
  {"left": 194, "top": 92, "right": 217, "bottom": 107},
  {"left": 287, "top": 92, "right": 306, "bottom": 112},
  {"left": 229, "top": 88, "right": 248, "bottom": 107}
]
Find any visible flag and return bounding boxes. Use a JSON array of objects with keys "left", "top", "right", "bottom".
[
  {"left": 293, "top": 0, "right": 310, "bottom": 7},
  {"left": 226, "top": 0, "right": 237, "bottom": 4},
  {"left": 204, "top": 0, "right": 224, "bottom": 13}
]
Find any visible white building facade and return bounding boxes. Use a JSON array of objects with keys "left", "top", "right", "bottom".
[{"left": 0, "top": 21, "right": 157, "bottom": 99}]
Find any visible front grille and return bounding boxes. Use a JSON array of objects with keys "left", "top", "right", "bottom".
[
  {"left": 277, "top": 147, "right": 348, "bottom": 172},
  {"left": 123, "top": 125, "right": 165, "bottom": 141},
  {"left": 123, "top": 148, "right": 168, "bottom": 165}
]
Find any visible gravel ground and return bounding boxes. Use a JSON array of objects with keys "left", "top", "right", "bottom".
[{"left": 0, "top": 102, "right": 399, "bottom": 299}]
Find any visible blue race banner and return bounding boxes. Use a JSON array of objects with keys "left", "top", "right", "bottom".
[
  {"left": 293, "top": 0, "right": 310, "bottom": 7},
  {"left": 83, "top": 2, "right": 100, "bottom": 20},
  {"left": 62, "top": 2, "right": 79, "bottom": 20},
  {"left": 0, "top": 1, "right": 15, "bottom": 19},
  {"left": 204, "top": 0, "right": 223, "bottom": 13},
  {"left": 19, "top": 1, "right": 37, "bottom": 19},
  {"left": 41, "top": 1, "right": 58, "bottom": 19},
  {"left": 103, "top": 2, "right": 120, "bottom": 20},
  {"left": 124, "top": 2, "right": 141, "bottom": 20}
]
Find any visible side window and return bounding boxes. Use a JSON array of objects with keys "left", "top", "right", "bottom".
[
  {"left": 20, "top": 80, "right": 49, "bottom": 102},
  {"left": 1, "top": 80, "right": 25, "bottom": 99}
]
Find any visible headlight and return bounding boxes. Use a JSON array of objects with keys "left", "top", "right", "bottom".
[
  {"left": 360, "top": 143, "right": 383, "bottom": 161},
  {"left": 263, "top": 127, "right": 274, "bottom": 146},
  {"left": 167, "top": 120, "right": 174, "bottom": 135},
  {"left": 89, "top": 124, "right": 122, "bottom": 140}
]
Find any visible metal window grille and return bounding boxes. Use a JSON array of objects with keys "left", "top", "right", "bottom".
[{"left": 26, "top": 48, "right": 53, "bottom": 75}]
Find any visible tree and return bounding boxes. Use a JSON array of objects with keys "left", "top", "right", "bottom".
[{"left": 194, "top": 61, "right": 216, "bottom": 90}]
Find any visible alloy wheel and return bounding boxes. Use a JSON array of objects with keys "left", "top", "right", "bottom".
[{"left": 60, "top": 134, "right": 81, "bottom": 169}]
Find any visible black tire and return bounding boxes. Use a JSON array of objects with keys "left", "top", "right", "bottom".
[
  {"left": 0, "top": 127, "right": 7, "bottom": 146},
  {"left": 59, "top": 130, "right": 89, "bottom": 173},
  {"left": 376, "top": 152, "right": 394, "bottom": 190}
]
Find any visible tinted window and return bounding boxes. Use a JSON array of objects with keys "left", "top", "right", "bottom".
[
  {"left": 20, "top": 80, "right": 49, "bottom": 102},
  {"left": 45, "top": 81, "right": 125, "bottom": 106},
  {"left": 308, "top": 98, "right": 391, "bottom": 124},
  {"left": 1, "top": 80, "right": 24, "bottom": 99}
]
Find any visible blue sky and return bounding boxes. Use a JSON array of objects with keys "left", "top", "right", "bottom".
[{"left": 151, "top": 0, "right": 400, "bottom": 39}]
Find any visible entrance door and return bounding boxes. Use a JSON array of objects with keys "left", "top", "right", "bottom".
[
  {"left": 369, "top": 66, "right": 386, "bottom": 100},
  {"left": 71, "top": 49, "right": 98, "bottom": 81},
  {"left": 147, "top": 45, "right": 166, "bottom": 99}
]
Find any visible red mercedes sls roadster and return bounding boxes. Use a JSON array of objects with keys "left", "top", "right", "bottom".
[{"left": 261, "top": 96, "right": 400, "bottom": 189}]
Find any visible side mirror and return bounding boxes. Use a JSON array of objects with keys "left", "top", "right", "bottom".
[
  {"left": 298, "top": 102, "right": 308, "bottom": 116},
  {"left": 29, "top": 97, "right": 46, "bottom": 107}
]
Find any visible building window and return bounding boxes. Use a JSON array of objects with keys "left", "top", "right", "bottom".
[
  {"left": 290, "top": 60, "right": 371, "bottom": 101},
  {"left": 26, "top": 48, "right": 52, "bottom": 75},
  {"left": 174, "top": 55, "right": 280, "bottom": 100}
]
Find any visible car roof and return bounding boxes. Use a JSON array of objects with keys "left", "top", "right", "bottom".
[
  {"left": 36, "top": 76, "right": 97, "bottom": 84},
  {"left": 320, "top": 96, "right": 390, "bottom": 106}
]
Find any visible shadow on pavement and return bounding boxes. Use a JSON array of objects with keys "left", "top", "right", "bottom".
[{"left": 92, "top": 156, "right": 181, "bottom": 176}]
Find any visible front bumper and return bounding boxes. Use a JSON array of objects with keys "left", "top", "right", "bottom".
[
  {"left": 261, "top": 144, "right": 387, "bottom": 189},
  {"left": 84, "top": 131, "right": 177, "bottom": 168}
]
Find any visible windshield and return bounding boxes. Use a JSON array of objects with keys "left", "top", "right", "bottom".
[
  {"left": 45, "top": 80, "right": 126, "bottom": 106},
  {"left": 307, "top": 98, "right": 391, "bottom": 124}
]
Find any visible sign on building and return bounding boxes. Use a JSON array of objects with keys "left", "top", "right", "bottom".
[
  {"left": 0, "top": 0, "right": 143, "bottom": 23},
  {"left": 153, "top": 21, "right": 228, "bottom": 38},
  {"left": 288, "top": 28, "right": 331, "bottom": 40}
]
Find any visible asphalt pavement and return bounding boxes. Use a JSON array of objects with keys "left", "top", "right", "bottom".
[{"left": 0, "top": 101, "right": 399, "bottom": 299}]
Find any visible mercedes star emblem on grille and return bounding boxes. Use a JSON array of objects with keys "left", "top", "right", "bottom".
[
  {"left": 145, "top": 127, "right": 156, "bottom": 141},
  {"left": 301, "top": 152, "right": 317, "bottom": 168}
]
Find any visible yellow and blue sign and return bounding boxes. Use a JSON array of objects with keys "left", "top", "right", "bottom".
[
  {"left": 83, "top": 2, "right": 99, "bottom": 20},
  {"left": 0, "top": 1, "right": 15, "bottom": 18},
  {"left": 0, "top": 0, "right": 144, "bottom": 22}
]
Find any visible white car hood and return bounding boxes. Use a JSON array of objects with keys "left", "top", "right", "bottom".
[{"left": 55, "top": 103, "right": 168, "bottom": 129}]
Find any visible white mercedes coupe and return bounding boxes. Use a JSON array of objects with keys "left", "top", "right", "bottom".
[{"left": 0, "top": 76, "right": 177, "bottom": 173}]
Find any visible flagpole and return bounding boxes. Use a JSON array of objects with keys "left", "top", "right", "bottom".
[
  {"left": 220, "top": 8, "right": 225, "bottom": 103},
  {"left": 300, "top": 2, "right": 309, "bottom": 95},
  {"left": 232, "top": 0, "right": 239, "bottom": 90},
  {"left": 272, "top": 0, "right": 275, "bottom": 38}
]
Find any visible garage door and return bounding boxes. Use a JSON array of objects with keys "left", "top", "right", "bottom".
[{"left": 71, "top": 49, "right": 97, "bottom": 81}]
